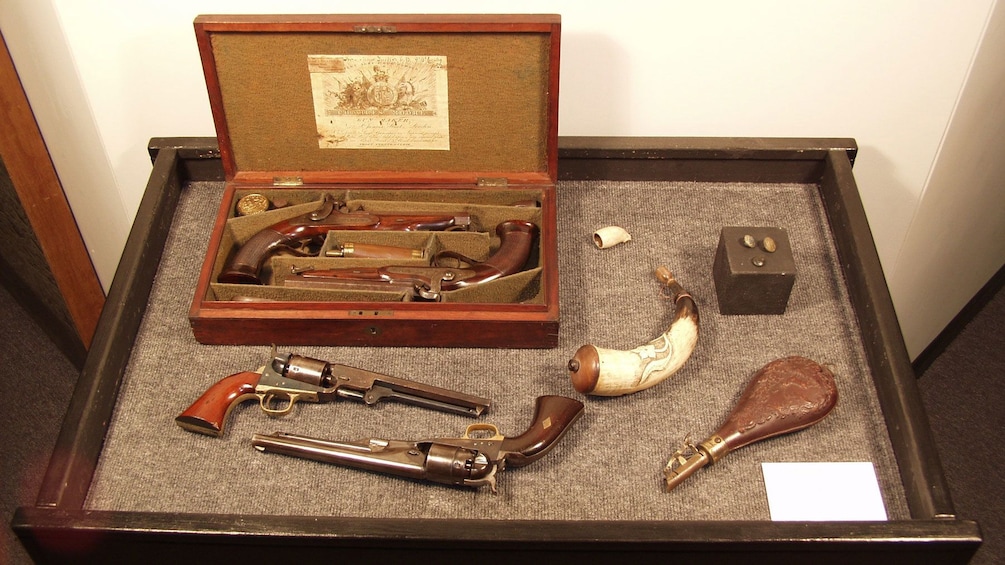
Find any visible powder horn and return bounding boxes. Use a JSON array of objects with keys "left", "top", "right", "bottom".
[
  {"left": 664, "top": 356, "right": 838, "bottom": 491},
  {"left": 567, "top": 266, "right": 699, "bottom": 396}
]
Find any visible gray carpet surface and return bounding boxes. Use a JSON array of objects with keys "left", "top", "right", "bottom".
[{"left": 82, "top": 179, "right": 909, "bottom": 522}]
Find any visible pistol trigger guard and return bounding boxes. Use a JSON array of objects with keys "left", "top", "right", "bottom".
[
  {"left": 416, "top": 277, "right": 443, "bottom": 301},
  {"left": 418, "top": 268, "right": 464, "bottom": 301},
  {"left": 286, "top": 235, "right": 325, "bottom": 257},
  {"left": 260, "top": 392, "right": 298, "bottom": 417},
  {"left": 433, "top": 250, "right": 479, "bottom": 269},
  {"left": 463, "top": 423, "right": 503, "bottom": 440},
  {"left": 272, "top": 242, "right": 314, "bottom": 258}
]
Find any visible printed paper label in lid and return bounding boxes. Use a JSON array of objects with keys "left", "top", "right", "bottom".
[{"left": 308, "top": 54, "right": 450, "bottom": 151}]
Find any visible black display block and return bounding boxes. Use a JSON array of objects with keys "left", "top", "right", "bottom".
[{"left": 714, "top": 226, "right": 796, "bottom": 315}]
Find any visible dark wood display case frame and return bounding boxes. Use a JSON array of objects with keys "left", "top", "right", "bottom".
[{"left": 11, "top": 137, "right": 981, "bottom": 563}]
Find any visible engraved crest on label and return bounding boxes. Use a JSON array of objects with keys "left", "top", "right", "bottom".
[{"left": 308, "top": 55, "right": 450, "bottom": 150}]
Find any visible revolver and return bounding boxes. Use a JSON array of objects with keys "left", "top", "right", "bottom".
[
  {"left": 252, "top": 395, "right": 584, "bottom": 492},
  {"left": 176, "top": 347, "right": 490, "bottom": 437}
]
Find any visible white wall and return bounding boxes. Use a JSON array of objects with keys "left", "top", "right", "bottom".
[
  {"left": 1, "top": 1, "right": 1001, "bottom": 359},
  {"left": 889, "top": 1, "right": 1005, "bottom": 358}
]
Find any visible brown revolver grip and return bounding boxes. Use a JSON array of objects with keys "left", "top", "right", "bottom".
[
  {"left": 175, "top": 371, "right": 261, "bottom": 437},
  {"left": 500, "top": 395, "right": 585, "bottom": 467},
  {"left": 714, "top": 356, "right": 838, "bottom": 454}
]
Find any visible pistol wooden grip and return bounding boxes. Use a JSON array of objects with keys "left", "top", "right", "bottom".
[
  {"left": 501, "top": 395, "right": 584, "bottom": 467},
  {"left": 714, "top": 356, "right": 838, "bottom": 454},
  {"left": 218, "top": 227, "right": 291, "bottom": 284},
  {"left": 175, "top": 371, "right": 261, "bottom": 437},
  {"left": 484, "top": 220, "right": 538, "bottom": 276}
]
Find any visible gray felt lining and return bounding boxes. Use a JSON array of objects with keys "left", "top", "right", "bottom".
[{"left": 84, "top": 179, "right": 909, "bottom": 521}]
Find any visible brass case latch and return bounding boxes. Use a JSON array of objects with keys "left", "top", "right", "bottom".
[
  {"left": 354, "top": 25, "right": 397, "bottom": 33},
  {"left": 477, "top": 177, "right": 509, "bottom": 188},
  {"left": 273, "top": 176, "right": 303, "bottom": 186}
]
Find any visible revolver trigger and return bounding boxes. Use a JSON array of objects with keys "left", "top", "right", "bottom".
[{"left": 260, "top": 392, "right": 299, "bottom": 417}]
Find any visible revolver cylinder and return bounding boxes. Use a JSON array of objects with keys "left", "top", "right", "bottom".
[
  {"left": 424, "top": 443, "right": 493, "bottom": 485},
  {"left": 275, "top": 353, "right": 331, "bottom": 387}
]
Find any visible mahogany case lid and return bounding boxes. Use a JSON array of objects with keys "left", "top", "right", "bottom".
[{"left": 194, "top": 14, "right": 561, "bottom": 185}]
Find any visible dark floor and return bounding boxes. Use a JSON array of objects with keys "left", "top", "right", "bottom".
[
  {"left": 1, "top": 284, "right": 79, "bottom": 565},
  {"left": 916, "top": 276, "right": 1005, "bottom": 565},
  {"left": 1, "top": 276, "right": 1002, "bottom": 564}
]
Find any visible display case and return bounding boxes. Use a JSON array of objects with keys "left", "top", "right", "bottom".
[{"left": 11, "top": 137, "right": 981, "bottom": 564}]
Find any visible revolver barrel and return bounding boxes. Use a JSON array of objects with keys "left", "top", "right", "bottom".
[
  {"left": 324, "top": 361, "right": 490, "bottom": 417},
  {"left": 251, "top": 432, "right": 495, "bottom": 487}
]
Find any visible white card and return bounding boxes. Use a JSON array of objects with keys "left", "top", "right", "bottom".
[{"left": 761, "top": 462, "right": 888, "bottom": 521}]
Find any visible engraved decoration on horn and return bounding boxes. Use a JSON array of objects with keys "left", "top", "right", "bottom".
[{"left": 567, "top": 266, "right": 699, "bottom": 396}]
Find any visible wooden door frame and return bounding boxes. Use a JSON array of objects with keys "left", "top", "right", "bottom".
[{"left": 0, "top": 31, "right": 104, "bottom": 350}]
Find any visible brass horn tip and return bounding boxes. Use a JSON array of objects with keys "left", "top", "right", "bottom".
[{"left": 655, "top": 265, "right": 675, "bottom": 284}]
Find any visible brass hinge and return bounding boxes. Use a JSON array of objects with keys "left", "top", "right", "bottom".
[
  {"left": 477, "top": 177, "right": 509, "bottom": 187},
  {"left": 354, "top": 25, "right": 397, "bottom": 33},
  {"left": 273, "top": 176, "right": 303, "bottom": 186}
]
